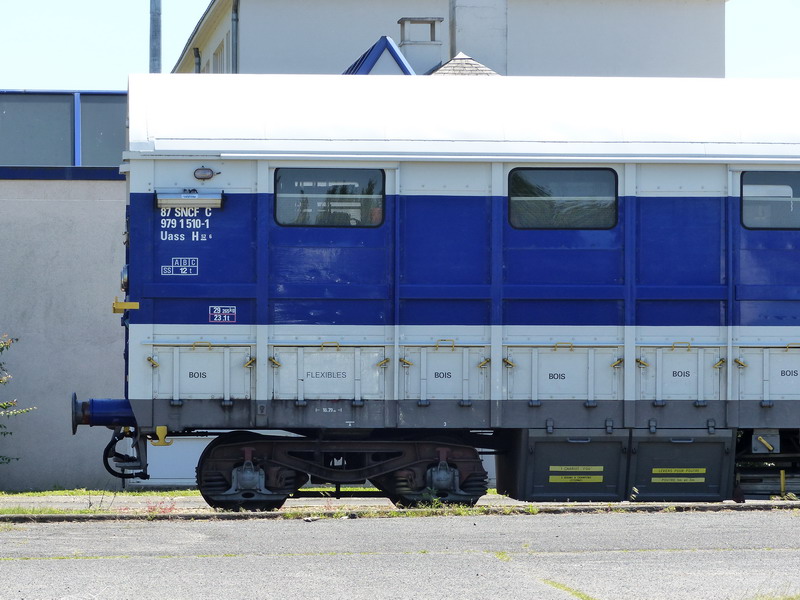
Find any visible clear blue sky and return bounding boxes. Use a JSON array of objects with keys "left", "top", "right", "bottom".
[{"left": 1, "top": 0, "right": 798, "bottom": 91}]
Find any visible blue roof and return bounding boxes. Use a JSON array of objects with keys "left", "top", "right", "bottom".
[{"left": 343, "top": 36, "right": 415, "bottom": 75}]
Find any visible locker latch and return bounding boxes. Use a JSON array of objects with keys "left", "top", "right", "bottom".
[
  {"left": 648, "top": 419, "right": 657, "bottom": 433},
  {"left": 605, "top": 419, "right": 614, "bottom": 434},
  {"left": 546, "top": 418, "right": 554, "bottom": 434}
]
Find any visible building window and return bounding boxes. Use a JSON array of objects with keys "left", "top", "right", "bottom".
[
  {"left": 212, "top": 42, "right": 225, "bottom": 73},
  {"left": 275, "top": 168, "right": 385, "bottom": 227},
  {"left": 509, "top": 168, "right": 617, "bottom": 229},
  {"left": 742, "top": 171, "right": 800, "bottom": 229}
]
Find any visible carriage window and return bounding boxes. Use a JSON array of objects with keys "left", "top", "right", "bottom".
[
  {"left": 509, "top": 168, "right": 617, "bottom": 229},
  {"left": 742, "top": 171, "right": 800, "bottom": 229},
  {"left": 275, "top": 168, "right": 384, "bottom": 227}
]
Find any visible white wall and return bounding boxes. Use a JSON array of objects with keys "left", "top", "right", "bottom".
[
  {"left": 239, "top": 0, "right": 450, "bottom": 74},
  {"left": 507, "top": 0, "right": 725, "bottom": 77},
  {"left": 176, "top": 0, "right": 725, "bottom": 78},
  {"left": 0, "top": 180, "right": 127, "bottom": 490}
]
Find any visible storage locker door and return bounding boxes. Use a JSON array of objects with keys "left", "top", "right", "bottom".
[
  {"left": 737, "top": 348, "right": 800, "bottom": 402},
  {"left": 271, "top": 347, "right": 386, "bottom": 401},
  {"left": 505, "top": 347, "right": 622, "bottom": 402},
  {"left": 152, "top": 346, "right": 252, "bottom": 401},
  {"left": 638, "top": 347, "right": 721, "bottom": 404},
  {"left": 399, "top": 346, "right": 489, "bottom": 401}
]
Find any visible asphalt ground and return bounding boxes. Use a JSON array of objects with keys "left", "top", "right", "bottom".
[
  {"left": 4, "top": 509, "right": 800, "bottom": 599},
  {"left": 1, "top": 492, "right": 797, "bottom": 521}
]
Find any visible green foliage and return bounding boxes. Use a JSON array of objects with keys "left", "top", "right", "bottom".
[{"left": 1, "top": 336, "right": 35, "bottom": 465}]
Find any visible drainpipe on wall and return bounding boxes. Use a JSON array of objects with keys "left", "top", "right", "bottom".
[
  {"left": 232, "top": 0, "right": 240, "bottom": 73},
  {"left": 193, "top": 48, "right": 202, "bottom": 73},
  {"left": 150, "top": 0, "right": 162, "bottom": 73},
  {"left": 449, "top": 0, "right": 456, "bottom": 60}
]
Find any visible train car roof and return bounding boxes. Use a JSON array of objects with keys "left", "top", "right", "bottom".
[{"left": 127, "top": 74, "right": 800, "bottom": 163}]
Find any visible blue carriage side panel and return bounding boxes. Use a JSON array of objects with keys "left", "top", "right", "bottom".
[
  {"left": 128, "top": 192, "right": 258, "bottom": 325},
  {"left": 635, "top": 196, "right": 727, "bottom": 326},
  {"left": 267, "top": 194, "right": 393, "bottom": 327},
  {"left": 399, "top": 195, "right": 492, "bottom": 326},
  {"left": 503, "top": 192, "right": 625, "bottom": 327},
  {"left": 736, "top": 210, "right": 800, "bottom": 327}
]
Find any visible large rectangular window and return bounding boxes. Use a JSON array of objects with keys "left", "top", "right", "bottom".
[
  {"left": 275, "top": 168, "right": 385, "bottom": 227},
  {"left": 509, "top": 168, "right": 617, "bottom": 229},
  {"left": 0, "top": 94, "right": 73, "bottom": 166},
  {"left": 742, "top": 171, "right": 800, "bottom": 229}
]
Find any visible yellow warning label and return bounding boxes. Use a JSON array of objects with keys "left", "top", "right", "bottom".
[
  {"left": 651, "top": 477, "right": 706, "bottom": 483},
  {"left": 549, "top": 466, "right": 604, "bottom": 472},
  {"left": 549, "top": 475, "right": 604, "bottom": 483},
  {"left": 652, "top": 468, "right": 707, "bottom": 474}
]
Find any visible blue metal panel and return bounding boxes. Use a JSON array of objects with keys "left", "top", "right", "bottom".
[
  {"left": 267, "top": 194, "right": 393, "bottom": 325},
  {"left": 637, "top": 197, "right": 725, "bottom": 286},
  {"left": 0, "top": 166, "right": 123, "bottom": 180},
  {"left": 736, "top": 194, "right": 800, "bottom": 326},
  {"left": 739, "top": 301, "right": 800, "bottom": 326},
  {"left": 636, "top": 301, "right": 725, "bottom": 326},
  {"left": 125, "top": 189, "right": 800, "bottom": 329},
  {"left": 634, "top": 196, "right": 729, "bottom": 327},
  {"left": 400, "top": 195, "right": 491, "bottom": 285},
  {"left": 400, "top": 300, "right": 490, "bottom": 325},
  {"left": 129, "top": 193, "right": 258, "bottom": 325},
  {"left": 504, "top": 300, "right": 623, "bottom": 326},
  {"left": 504, "top": 195, "right": 624, "bottom": 325}
]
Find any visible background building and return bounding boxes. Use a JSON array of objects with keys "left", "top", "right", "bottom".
[
  {"left": 175, "top": 0, "right": 726, "bottom": 77},
  {"left": 0, "top": 92, "right": 127, "bottom": 489}
]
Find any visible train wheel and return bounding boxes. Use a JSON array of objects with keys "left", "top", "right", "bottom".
[{"left": 196, "top": 431, "right": 291, "bottom": 511}]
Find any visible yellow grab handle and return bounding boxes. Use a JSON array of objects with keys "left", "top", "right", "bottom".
[{"left": 757, "top": 436, "right": 775, "bottom": 452}]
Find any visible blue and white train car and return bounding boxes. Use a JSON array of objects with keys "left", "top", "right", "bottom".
[{"left": 74, "top": 74, "right": 800, "bottom": 508}]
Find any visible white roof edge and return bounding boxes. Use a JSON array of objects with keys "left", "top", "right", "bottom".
[{"left": 127, "top": 74, "right": 800, "bottom": 160}]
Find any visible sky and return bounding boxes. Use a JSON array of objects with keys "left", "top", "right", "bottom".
[{"left": 1, "top": 0, "right": 799, "bottom": 91}]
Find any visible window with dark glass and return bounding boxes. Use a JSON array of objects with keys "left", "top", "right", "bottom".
[
  {"left": 275, "top": 168, "right": 385, "bottom": 227},
  {"left": 742, "top": 171, "right": 800, "bottom": 229},
  {"left": 509, "top": 168, "right": 617, "bottom": 229}
]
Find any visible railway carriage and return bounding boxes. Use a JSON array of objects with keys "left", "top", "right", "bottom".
[{"left": 73, "top": 74, "right": 800, "bottom": 508}]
